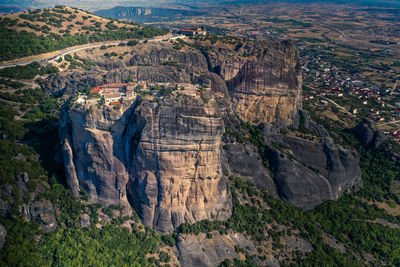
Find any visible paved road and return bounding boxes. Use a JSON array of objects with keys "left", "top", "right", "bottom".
[
  {"left": 316, "top": 22, "right": 391, "bottom": 49},
  {"left": 0, "top": 34, "right": 186, "bottom": 69},
  {"left": 318, "top": 23, "right": 357, "bottom": 42}
]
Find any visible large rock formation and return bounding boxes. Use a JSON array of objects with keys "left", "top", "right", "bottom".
[
  {"left": 47, "top": 40, "right": 301, "bottom": 125},
  {"left": 0, "top": 172, "right": 57, "bottom": 232},
  {"left": 56, "top": 39, "right": 361, "bottom": 231},
  {"left": 127, "top": 89, "right": 231, "bottom": 232},
  {"left": 269, "top": 136, "right": 362, "bottom": 209},
  {"left": 222, "top": 142, "right": 279, "bottom": 197},
  {"left": 60, "top": 85, "right": 231, "bottom": 232},
  {"left": 59, "top": 100, "right": 135, "bottom": 207},
  {"left": 353, "top": 118, "right": 387, "bottom": 150},
  {"left": 203, "top": 40, "right": 302, "bottom": 125},
  {"left": 177, "top": 231, "right": 258, "bottom": 267},
  {"left": 263, "top": 111, "right": 362, "bottom": 209}
]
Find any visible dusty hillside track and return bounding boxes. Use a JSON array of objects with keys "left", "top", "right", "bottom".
[{"left": 0, "top": 34, "right": 185, "bottom": 69}]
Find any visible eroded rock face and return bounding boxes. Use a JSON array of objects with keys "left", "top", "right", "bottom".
[
  {"left": 127, "top": 93, "right": 231, "bottom": 232},
  {"left": 266, "top": 113, "right": 362, "bottom": 210},
  {"left": 0, "top": 224, "right": 6, "bottom": 249},
  {"left": 41, "top": 70, "right": 105, "bottom": 97},
  {"left": 222, "top": 142, "right": 278, "bottom": 197},
  {"left": 29, "top": 200, "right": 57, "bottom": 232},
  {"left": 56, "top": 39, "right": 361, "bottom": 232},
  {"left": 353, "top": 118, "right": 387, "bottom": 150},
  {"left": 203, "top": 40, "right": 302, "bottom": 125},
  {"left": 47, "top": 40, "right": 301, "bottom": 126},
  {"left": 57, "top": 39, "right": 364, "bottom": 225},
  {"left": 177, "top": 231, "right": 258, "bottom": 267},
  {"left": 59, "top": 101, "right": 135, "bottom": 208},
  {"left": 60, "top": 86, "right": 231, "bottom": 232}
]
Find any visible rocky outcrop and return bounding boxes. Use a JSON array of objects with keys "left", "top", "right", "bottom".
[
  {"left": 60, "top": 85, "right": 231, "bottom": 232},
  {"left": 128, "top": 44, "right": 208, "bottom": 73},
  {"left": 128, "top": 94, "right": 231, "bottom": 232},
  {"left": 0, "top": 172, "right": 56, "bottom": 232},
  {"left": 47, "top": 40, "right": 301, "bottom": 127},
  {"left": 222, "top": 142, "right": 278, "bottom": 197},
  {"left": 0, "top": 224, "right": 6, "bottom": 249},
  {"left": 28, "top": 200, "right": 57, "bottom": 232},
  {"left": 41, "top": 70, "right": 105, "bottom": 97},
  {"left": 203, "top": 40, "right": 302, "bottom": 125},
  {"left": 80, "top": 213, "right": 91, "bottom": 228},
  {"left": 265, "top": 112, "right": 362, "bottom": 210},
  {"left": 59, "top": 100, "right": 136, "bottom": 208},
  {"left": 54, "top": 39, "right": 365, "bottom": 232},
  {"left": 353, "top": 118, "right": 387, "bottom": 149},
  {"left": 177, "top": 231, "right": 258, "bottom": 267}
]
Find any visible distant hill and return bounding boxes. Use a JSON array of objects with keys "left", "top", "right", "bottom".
[
  {"left": 2, "top": 0, "right": 400, "bottom": 11},
  {"left": 0, "top": 5, "right": 27, "bottom": 15},
  {"left": 94, "top": 6, "right": 208, "bottom": 23},
  {"left": 0, "top": 6, "right": 167, "bottom": 61}
]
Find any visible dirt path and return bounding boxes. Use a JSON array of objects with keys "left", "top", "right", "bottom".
[
  {"left": 377, "top": 120, "right": 400, "bottom": 126},
  {"left": 321, "top": 96, "right": 353, "bottom": 116}
]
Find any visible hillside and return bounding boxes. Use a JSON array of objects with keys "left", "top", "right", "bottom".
[
  {"left": 0, "top": 6, "right": 167, "bottom": 61},
  {"left": 94, "top": 6, "right": 208, "bottom": 23}
]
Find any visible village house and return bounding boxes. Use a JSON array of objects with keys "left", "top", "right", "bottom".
[{"left": 180, "top": 27, "right": 207, "bottom": 36}]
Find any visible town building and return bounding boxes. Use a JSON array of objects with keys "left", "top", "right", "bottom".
[
  {"left": 90, "top": 83, "right": 138, "bottom": 105},
  {"left": 180, "top": 27, "right": 206, "bottom": 36}
]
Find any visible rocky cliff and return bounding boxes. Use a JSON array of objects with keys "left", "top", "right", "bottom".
[
  {"left": 46, "top": 40, "right": 301, "bottom": 125},
  {"left": 353, "top": 118, "right": 387, "bottom": 150},
  {"left": 60, "top": 85, "right": 231, "bottom": 232},
  {"left": 264, "top": 111, "right": 362, "bottom": 209},
  {"left": 126, "top": 88, "right": 231, "bottom": 232},
  {"left": 56, "top": 39, "right": 361, "bottom": 232},
  {"left": 0, "top": 172, "right": 57, "bottom": 232},
  {"left": 203, "top": 40, "right": 302, "bottom": 125}
]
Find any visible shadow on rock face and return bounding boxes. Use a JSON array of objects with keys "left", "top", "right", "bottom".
[
  {"left": 353, "top": 118, "right": 387, "bottom": 150},
  {"left": 60, "top": 86, "right": 232, "bottom": 233}
]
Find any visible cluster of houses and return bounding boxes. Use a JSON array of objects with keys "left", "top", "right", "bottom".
[
  {"left": 301, "top": 51, "right": 400, "bottom": 143},
  {"left": 387, "top": 130, "right": 400, "bottom": 143}
]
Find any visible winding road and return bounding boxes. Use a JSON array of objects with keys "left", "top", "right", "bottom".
[
  {"left": 0, "top": 34, "right": 186, "bottom": 69},
  {"left": 317, "top": 23, "right": 358, "bottom": 43}
]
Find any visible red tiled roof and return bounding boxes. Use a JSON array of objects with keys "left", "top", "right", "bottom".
[
  {"left": 90, "top": 87, "right": 102, "bottom": 93},
  {"left": 181, "top": 27, "right": 201, "bottom": 32},
  {"left": 91, "top": 83, "right": 130, "bottom": 93},
  {"left": 102, "top": 83, "right": 128, "bottom": 88},
  {"left": 110, "top": 101, "right": 122, "bottom": 105}
]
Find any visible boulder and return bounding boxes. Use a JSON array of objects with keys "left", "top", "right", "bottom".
[
  {"left": 353, "top": 119, "right": 387, "bottom": 149},
  {"left": 0, "top": 224, "right": 7, "bottom": 249},
  {"left": 29, "top": 200, "right": 57, "bottom": 232}
]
